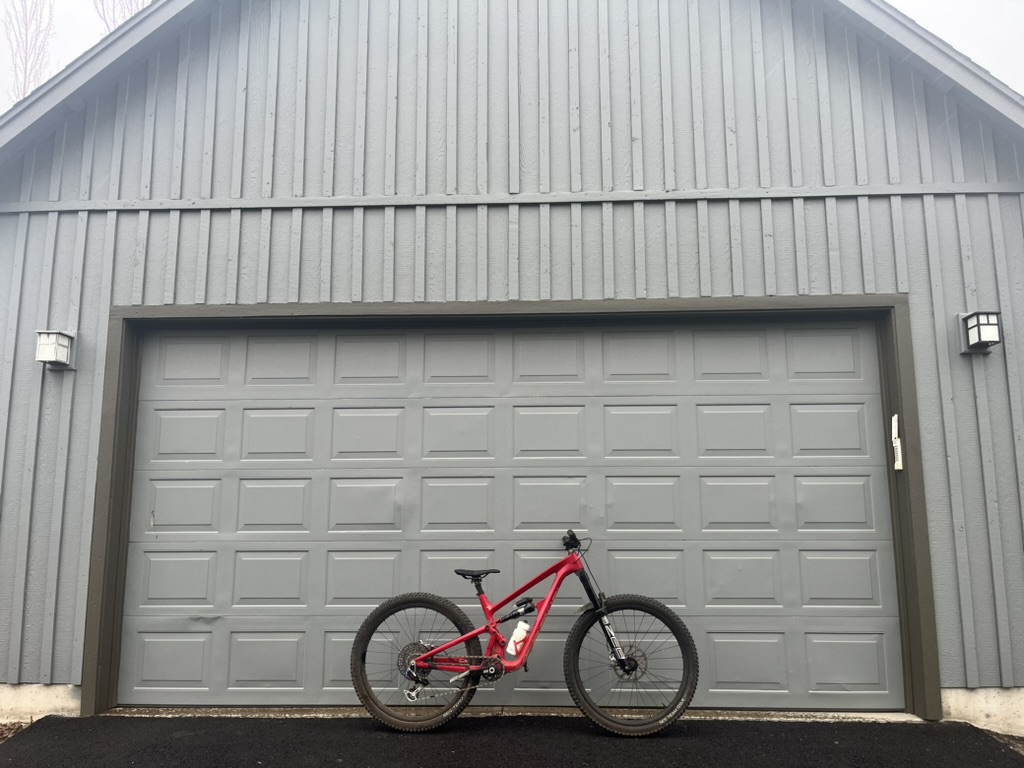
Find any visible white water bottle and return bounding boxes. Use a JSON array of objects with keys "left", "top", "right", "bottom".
[{"left": 507, "top": 621, "right": 530, "bottom": 657}]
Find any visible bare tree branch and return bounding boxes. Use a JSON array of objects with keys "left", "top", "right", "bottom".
[
  {"left": 3, "top": 0, "right": 54, "bottom": 102},
  {"left": 93, "top": 0, "right": 154, "bottom": 35}
]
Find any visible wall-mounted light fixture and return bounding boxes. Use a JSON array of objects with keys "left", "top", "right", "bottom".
[
  {"left": 959, "top": 311, "right": 1001, "bottom": 354},
  {"left": 35, "top": 330, "right": 75, "bottom": 368}
]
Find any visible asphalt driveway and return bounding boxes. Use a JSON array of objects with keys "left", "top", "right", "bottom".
[{"left": 1, "top": 713, "right": 1022, "bottom": 768}]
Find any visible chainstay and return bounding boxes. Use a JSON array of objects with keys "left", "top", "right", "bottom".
[{"left": 408, "top": 655, "right": 503, "bottom": 699}]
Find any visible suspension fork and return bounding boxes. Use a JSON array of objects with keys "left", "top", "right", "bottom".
[{"left": 576, "top": 569, "right": 633, "bottom": 672}]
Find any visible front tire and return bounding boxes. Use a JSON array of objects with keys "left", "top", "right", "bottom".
[
  {"left": 351, "top": 593, "right": 481, "bottom": 732},
  {"left": 564, "top": 595, "right": 698, "bottom": 736}
]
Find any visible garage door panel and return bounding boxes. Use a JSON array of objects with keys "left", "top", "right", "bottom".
[
  {"left": 420, "top": 476, "right": 498, "bottom": 531},
  {"left": 695, "top": 403, "right": 775, "bottom": 459},
  {"left": 605, "top": 548, "right": 689, "bottom": 605},
  {"left": 423, "top": 333, "right": 499, "bottom": 383},
  {"left": 606, "top": 475, "right": 685, "bottom": 532},
  {"left": 698, "top": 474, "right": 778, "bottom": 532},
  {"left": 603, "top": 404, "right": 682, "bottom": 458},
  {"left": 135, "top": 400, "right": 889, "bottom": 469},
  {"left": 126, "top": 468, "right": 894, "bottom": 544},
  {"left": 783, "top": 326, "right": 879, "bottom": 383},
  {"left": 794, "top": 470, "right": 892, "bottom": 536},
  {"left": 130, "top": 477, "right": 224, "bottom": 537},
  {"left": 512, "top": 476, "right": 588, "bottom": 531},
  {"left": 240, "top": 409, "right": 316, "bottom": 461},
  {"left": 143, "top": 335, "right": 233, "bottom": 391},
  {"left": 328, "top": 476, "right": 405, "bottom": 533},
  {"left": 692, "top": 328, "right": 771, "bottom": 382},
  {"left": 123, "top": 630, "right": 216, "bottom": 693},
  {"left": 513, "top": 332, "right": 588, "bottom": 382},
  {"left": 244, "top": 336, "right": 319, "bottom": 387},
  {"left": 124, "top": 548, "right": 220, "bottom": 612},
  {"left": 122, "top": 323, "right": 904, "bottom": 710},
  {"left": 422, "top": 406, "right": 498, "bottom": 460},
  {"left": 325, "top": 552, "right": 402, "bottom": 607},
  {"left": 692, "top": 617, "right": 904, "bottom": 709},
  {"left": 331, "top": 406, "right": 408, "bottom": 461},
  {"left": 601, "top": 331, "right": 678, "bottom": 382},
  {"left": 702, "top": 548, "right": 787, "bottom": 608},
  {"left": 146, "top": 408, "right": 229, "bottom": 463},
  {"left": 704, "top": 630, "right": 790, "bottom": 692},
  {"left": 237, "top": 478, "right": 313, "bottom": 532},
  {"left": 335, "top": 334, "right": 409, "bottom": 385}
]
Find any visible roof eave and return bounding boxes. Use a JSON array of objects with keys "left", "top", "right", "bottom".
[
  {"left": 0, "top": 0, "right": 205, "bottom": 162},
  {"left": 829, "top": 0, "right": 1024, "bottom": 133}
]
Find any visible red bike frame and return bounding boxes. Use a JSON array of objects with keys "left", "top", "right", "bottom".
[{"left": 413, "top": 551, "right": 585, "bottom": 676}]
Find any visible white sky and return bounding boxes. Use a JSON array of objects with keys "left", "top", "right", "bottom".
[{"left": 0, "top": 0, "right": 1022, "bottom": 119}]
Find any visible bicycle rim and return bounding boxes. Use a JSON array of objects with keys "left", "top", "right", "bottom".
[
  {"left": 565, "top": 596, "right": 697, "bottom": 735},
  {"left": 353, "top": 595, "right": 480, "bottom": 730}
]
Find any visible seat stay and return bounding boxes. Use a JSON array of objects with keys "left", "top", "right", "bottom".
[
  {"left": 413, "top": 551, "right": 585, "bottom": 674},
  {"left": 411, "top": 623, "right": 490, "bottom": 673}
]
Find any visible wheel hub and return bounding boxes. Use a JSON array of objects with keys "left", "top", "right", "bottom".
[{"left": 613, "top": 646, "right": 647, "bottom": 680}]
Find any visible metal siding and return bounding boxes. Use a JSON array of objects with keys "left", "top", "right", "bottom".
[{"left": 0, "top": 0, "right": 1020, "bottom": 696}]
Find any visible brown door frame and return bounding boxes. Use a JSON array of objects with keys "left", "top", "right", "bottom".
[{"left": 81, "top": 296, "right": 941, "bottom": 719}]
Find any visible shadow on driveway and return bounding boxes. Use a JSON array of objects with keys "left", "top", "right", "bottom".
[{"left": 1, "top": 714, "right": 1022, "bottom": 768}]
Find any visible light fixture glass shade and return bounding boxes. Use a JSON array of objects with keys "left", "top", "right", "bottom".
[
  {"left": 35, "top": 331, "right": 74, "bottom": 366},
  {"left": 962, "top": 311, "right": 1001, "bottom": 351}
]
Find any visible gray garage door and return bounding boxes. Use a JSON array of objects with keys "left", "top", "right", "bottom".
[{"left": 119, "top": 321, "right": 904, "bottom": 710}]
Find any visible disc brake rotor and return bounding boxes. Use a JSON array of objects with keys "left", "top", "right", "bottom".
[{"left": 612, "top": 645, "right": 647, "bottom": 681}]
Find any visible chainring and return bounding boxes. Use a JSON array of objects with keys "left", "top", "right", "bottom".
[{"left": 479, "top": 656, "right": 505, "bottom": 682}]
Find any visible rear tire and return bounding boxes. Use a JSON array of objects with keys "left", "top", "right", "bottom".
[
  {"left": 564, "top": 595, "right": 698, "bottom": 736},
  {"left": 351, "top": 593, "right": 481, "bottom": 732}
]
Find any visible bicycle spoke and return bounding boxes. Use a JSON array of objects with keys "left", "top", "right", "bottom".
[
  {"left": 565, "top": 597, "right": 698, "bottom": 735},
  {"left": 352, "top": 595, "right": 482, "bottom": 730}
]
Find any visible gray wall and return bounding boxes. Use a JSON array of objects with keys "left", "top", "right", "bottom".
[{"left": 0, "top": 0, "right": 1023, "bottom": 692}]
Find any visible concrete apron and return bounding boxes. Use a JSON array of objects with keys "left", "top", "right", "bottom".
[{"left": 3, "top": 685, "right": 1021, "bottom": 738}]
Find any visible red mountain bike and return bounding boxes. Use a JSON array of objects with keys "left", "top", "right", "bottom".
[{"left": 350, "top": 530, "right": 699, "bottom": 736}]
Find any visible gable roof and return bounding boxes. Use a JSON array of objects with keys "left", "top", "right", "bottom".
[
  {"left": 829, "top": 0, "right": 1024, "bottom": 127},
  {"left": 1, "top": 0, "right": 1022, "bottom": 167},
  {"left": 0, "top": 0, "right": 203, "bottom": 164}
]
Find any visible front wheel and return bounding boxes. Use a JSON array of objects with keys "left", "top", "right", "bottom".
[
  {"left": 351, "top": 593, "right": 481, "bottom": 732},
  {"left": 564, "top": 595, "right": 699, "bottom": 736}
]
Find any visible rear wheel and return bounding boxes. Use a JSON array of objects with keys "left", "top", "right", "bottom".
[
  {"left": 564, "top": 595, "right": 698, "bottom": 736},
  {"left": 351, "top": 593, "right": 481, "bottom": 732}
]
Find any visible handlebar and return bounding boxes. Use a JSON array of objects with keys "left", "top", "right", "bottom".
[{"left": 562, "top": 529, "right": 581, "bottom": 551}]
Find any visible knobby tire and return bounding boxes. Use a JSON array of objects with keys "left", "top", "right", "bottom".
[
  {"left": 351, "top": 593, "right": 481, "bottom": 732},
  {"left": 564, "top": 594, "right": 699, "bottom": 736}
]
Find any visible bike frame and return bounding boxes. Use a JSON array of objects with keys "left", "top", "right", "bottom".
[{"left": 412, "top": 550, "right": 590, "bottom": 676}]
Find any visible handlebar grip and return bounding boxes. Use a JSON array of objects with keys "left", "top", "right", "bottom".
[{"left": 562, "top": 529, "right": 580, "bottom": 551}]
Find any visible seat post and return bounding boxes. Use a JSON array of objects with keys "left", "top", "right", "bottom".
[{"left": 471, "top": 579, "right": 485, "bottom": 597}]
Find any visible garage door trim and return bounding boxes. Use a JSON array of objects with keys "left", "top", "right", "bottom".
[{"left": 82, "top": 296, "right": 939, "bottom": 719}]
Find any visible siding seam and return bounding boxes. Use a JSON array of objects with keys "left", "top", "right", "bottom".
[
  {"left": 811, "top": 4, "right": 835, "bottom": 187},
  {"left": 6, "top": 184, "right": 1024, "bottom": 216},
  {"left": 261, "top": 1, "right": 281, "bottom": 199},
  {"left": 0, "top": 150, "right": 35, "bottom": 684}
]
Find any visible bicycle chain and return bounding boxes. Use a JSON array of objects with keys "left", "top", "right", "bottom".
[{"left": 405, "top": 656, "right": 504, "bottom": 699}]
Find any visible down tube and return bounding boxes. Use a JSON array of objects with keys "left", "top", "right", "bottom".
[{"left": 501, "top": 554, "right": 584, "bottom": 669}]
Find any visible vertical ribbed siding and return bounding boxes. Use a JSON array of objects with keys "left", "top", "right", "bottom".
[
  {"left": 0, "top": 0, "right": 1023, "bottom": 693},
  {"left": 0, "top": 151, "right": 34, "bottom": 682}
]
